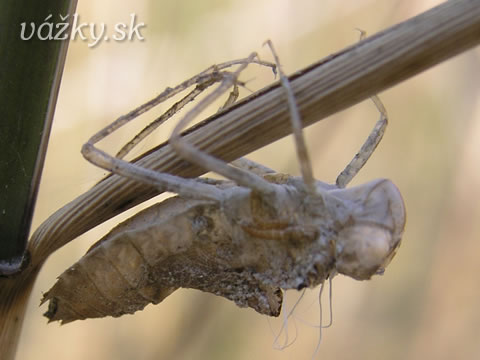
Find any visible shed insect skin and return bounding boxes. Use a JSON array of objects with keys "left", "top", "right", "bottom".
[
  {"left": 43, "top": 176, "right": 404, "bottom": 323},
  {"left": 42, "top": 45, "right": 406, "bottom": 324}
]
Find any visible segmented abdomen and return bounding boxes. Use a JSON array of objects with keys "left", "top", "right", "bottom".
[{"left": 42, "top": 195, "right": 283, "bottom": 323}]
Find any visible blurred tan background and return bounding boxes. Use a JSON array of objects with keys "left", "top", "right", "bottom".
[{"left": 17, "top": 0, "right": 480, "bottom": 359}]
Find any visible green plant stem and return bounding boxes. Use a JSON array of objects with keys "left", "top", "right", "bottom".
[{"left": 0, "top": 0, "right": 77, "bottom": 358}]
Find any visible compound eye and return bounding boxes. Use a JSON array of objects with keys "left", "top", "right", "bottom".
[{"left": 335, "top": 224, "right": 394, "bottom": 280}]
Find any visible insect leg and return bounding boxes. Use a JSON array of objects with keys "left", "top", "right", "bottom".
[
  {"left": 82, "top": 57, "right": 276, "bottom": 201},
  {"left": 231, "top": 157, "right": 276, "bottom": 176},
  {"left": 335, "top": 30, "right": 388, "bottom": 188},
  {"left": 83, "top": 91, "right": 225, "bottom": 199},
  {"left": 218, "top": 77, "right": 278, "bottom": 177},
  {"left": 169, "top": 52, "right": 280, "bottom": 197},
  {"left": 217, "top": 67, "right": 279, "bottom": 178},
  {"left": 264, "top": 40, "right": 318, "bottom": 196},
  {"left": 88, "top": 56, "right": 275, "bottom": 152},
  {"left": 176, "top": 158, "right": 275, "bottom": 186},
  {"left": 82, "top": 141, "right": 224, "bottom": 200},
  {"left": 116, "top": 83, "right": 219, "bottom": 160},
  {"left": 335, "top": 95, "right": 388, "bottom": 188},
  {"left": 117, "top": 61, "right": 274, "bottom": 159},
  {"left": 218, "top": 82, "right": 240, "bottom": 112}
]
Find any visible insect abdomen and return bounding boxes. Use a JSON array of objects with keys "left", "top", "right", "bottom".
[
  {"left": 42, "top": 194, "right": 284, "bottom": 323},
  {"left": 42, "top": 197, "right": 205, "bottom": 324}
]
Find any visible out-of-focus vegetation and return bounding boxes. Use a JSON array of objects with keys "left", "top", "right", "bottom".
[
  {"left": 0, "top": 0, "right": 73, "bottom": 273},
  {"left": 18, "top": 1, "right": 480, "bottom": 359}
]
